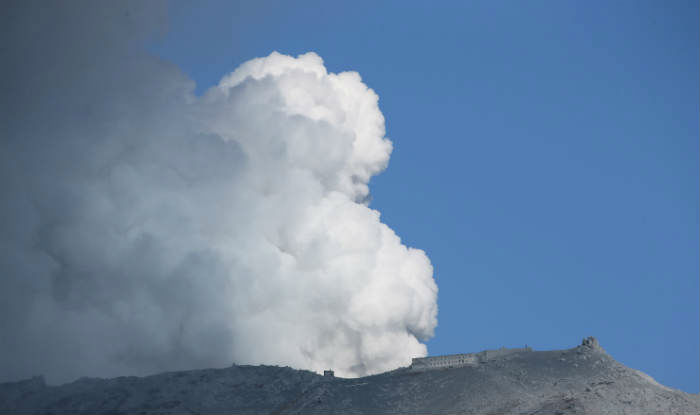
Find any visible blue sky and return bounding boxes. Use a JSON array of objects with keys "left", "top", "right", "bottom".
[{"left": 152, "top": 1, "right": 698, "bottom": 393}]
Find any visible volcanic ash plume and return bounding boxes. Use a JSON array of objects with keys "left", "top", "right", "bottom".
[{"left": 0, "top": 1, "right": 438, "bottom": 384}]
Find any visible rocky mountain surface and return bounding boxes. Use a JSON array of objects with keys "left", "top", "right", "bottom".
[{"left": 1, "top": 337, "right": 698, "bottom": 414}]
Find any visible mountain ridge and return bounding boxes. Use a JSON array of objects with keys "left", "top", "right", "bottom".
[{"left": 1, "top": 337, "right": 698, "bottom": 414}]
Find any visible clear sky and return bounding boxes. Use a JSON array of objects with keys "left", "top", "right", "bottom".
[{"left": 150, "top": 1, "right": 698, "bottom": 393}]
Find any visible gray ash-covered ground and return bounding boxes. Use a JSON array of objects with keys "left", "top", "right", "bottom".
[{"left": 1, "top": 337, "right": 698, "bottom": 414}]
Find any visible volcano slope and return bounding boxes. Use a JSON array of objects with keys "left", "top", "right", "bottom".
[{"left": 1, "top": 337, "right": 698, "bottom": 414}]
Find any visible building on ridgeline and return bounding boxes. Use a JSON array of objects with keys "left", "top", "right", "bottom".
[{"left": 410, "top": 346, "right": 533, "bottom": 371}]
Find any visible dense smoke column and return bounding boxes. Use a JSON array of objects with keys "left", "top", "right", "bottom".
[{"left": 0, "top": 1, "right": 438, "bottom": 384}]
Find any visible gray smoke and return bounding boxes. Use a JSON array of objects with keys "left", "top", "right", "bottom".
[{"left": 0, "top": 1, "right": 437, "bottom": 384}]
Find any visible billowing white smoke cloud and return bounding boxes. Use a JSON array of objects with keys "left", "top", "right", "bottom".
[{"left": 0, "top": 2, "right": 437, "bottom": 384}]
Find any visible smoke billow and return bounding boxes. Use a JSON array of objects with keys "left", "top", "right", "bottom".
[{"left": 0, "top": 1, "right": 437, "bottom": 383}]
